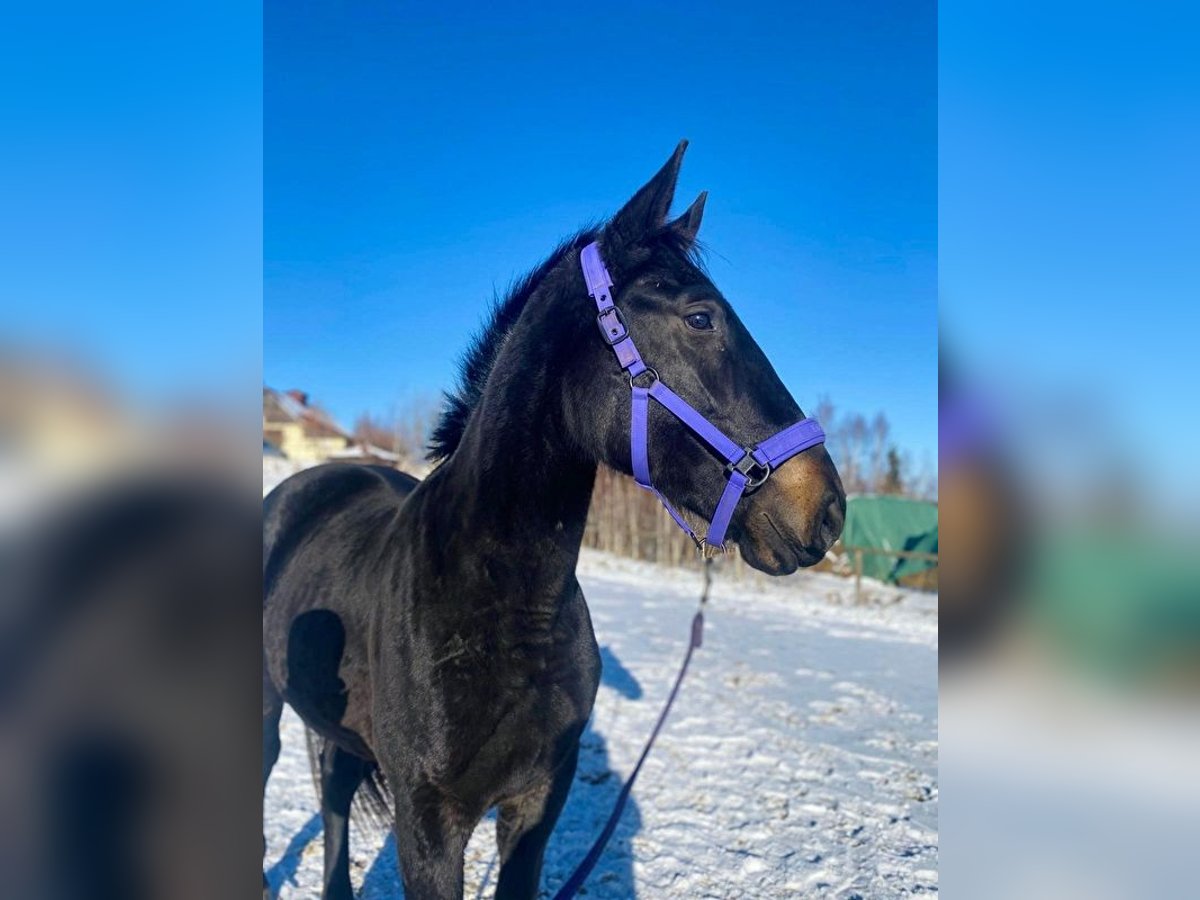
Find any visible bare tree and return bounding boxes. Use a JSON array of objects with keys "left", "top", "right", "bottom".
[
  {"left": 815, "top": 397, "right": 919, "bottom": 496},
  {"left": 353, "top": 412, "right": 399, "bottom": 452},
  {"left": 353, "top": 392, "right": 441, "bottom": 462}
]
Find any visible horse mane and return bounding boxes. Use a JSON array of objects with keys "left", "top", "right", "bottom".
[
  {"left": 426, "top": 225, "right": 706, "bottom": 462},
  {"left": 426, "top": 228, "right": 598, "bottom": 461}
]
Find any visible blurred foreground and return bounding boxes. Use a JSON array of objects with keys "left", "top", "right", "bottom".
[
  {"left": 940, "top": 2, "right": 1200, "bottom": 894},
  {"left": 0, "top": 356, "right": 261, "bottom": 899},
  {"left": 941, "top": 364, "right": 1200, "bottom": 898},
  {"left": 1, "top": 2, "right": 260, "bottom": 892}
]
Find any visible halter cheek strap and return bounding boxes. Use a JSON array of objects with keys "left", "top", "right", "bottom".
[{"left": 581, "top": 241, "right": 826, "bottom": 550}]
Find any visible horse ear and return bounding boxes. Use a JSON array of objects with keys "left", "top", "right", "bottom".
[
  {"left": 668, "top": 191, "right": 707, "bottom": 245},
  {"left": 607, "top": 140, "right": 688, "bottom": 243}
]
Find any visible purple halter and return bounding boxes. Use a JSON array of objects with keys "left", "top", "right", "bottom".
[{"left": 581, "top": 241, "right": 826, "bottom": 551}]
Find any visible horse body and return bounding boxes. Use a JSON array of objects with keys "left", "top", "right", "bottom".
[
  {"left": 263, "top": 142, "right": 846, "bottom": 899},
  {"left": 265, "top": 452, "right": 601, "bottom": 899}
]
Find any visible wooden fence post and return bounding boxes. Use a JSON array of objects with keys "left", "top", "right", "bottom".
[{"left": 854, "top": 548, "right": 863, "bottom": 604}]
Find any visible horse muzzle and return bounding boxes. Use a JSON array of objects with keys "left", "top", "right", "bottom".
[{"left": 737, "top": 445, "right": 845, "bottom": 575}]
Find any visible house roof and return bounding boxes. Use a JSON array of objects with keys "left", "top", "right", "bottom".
[
  {"left": 262, "top": 387, "right": 350, "bottom": 440},
  {"left": 262, "top": 389, "right": 292, "bottom": 424}
]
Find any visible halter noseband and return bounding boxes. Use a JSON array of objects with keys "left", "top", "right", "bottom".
[{"left": 581, "top": 241, "right": 826, "bottom": 552}]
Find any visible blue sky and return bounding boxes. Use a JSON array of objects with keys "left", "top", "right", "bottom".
[{"left": 266, "top": 2, "right": 936, "bottom": 463}]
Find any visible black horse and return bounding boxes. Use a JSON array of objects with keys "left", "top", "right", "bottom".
[{"left": 263, "top": 142, "right": 845, "bottom": 900}]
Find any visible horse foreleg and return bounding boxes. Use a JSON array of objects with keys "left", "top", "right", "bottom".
[
  {"left": 494, "top": 744, "right": 580, "bottom": 900},
  {"left": 391, "top": 781, "right": 470, "bottom": 900}
]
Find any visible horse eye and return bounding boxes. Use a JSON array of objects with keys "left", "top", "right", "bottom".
[{"left": 684, "top": 312, "right": 713, "bottom": 331}]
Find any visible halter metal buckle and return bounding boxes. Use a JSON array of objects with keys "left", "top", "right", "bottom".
[
  {"left": 596, "top": 307, "right": 628, "bottom": 345},
  {"left": 727, "top": 450, "right": 772, "bottom": 491}
]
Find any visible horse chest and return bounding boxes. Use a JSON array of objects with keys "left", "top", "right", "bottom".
[
  {"left": 435, "top": 630, "right": 594, "bottom": 723},
  {"left": 436, "top": 675, "right": 591, "bottom": 804},
  {"left": 417, "top": 619, "right": 599, "bottom": 791}
]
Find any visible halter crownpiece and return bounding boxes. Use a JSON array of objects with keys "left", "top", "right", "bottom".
[{"left": 581, "top": 241, "right": 826, "bottom": 551}]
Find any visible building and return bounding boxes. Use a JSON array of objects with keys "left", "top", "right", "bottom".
[{"left": 262, "top": 387, "right": 353, "bottom": 464}]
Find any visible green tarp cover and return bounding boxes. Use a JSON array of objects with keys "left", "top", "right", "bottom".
[
  {"left": 842, "top": 495, "right": 938, "bottom": 583},
  {"left": 1032, "top": 530, "right": 1200, "bottom": 681}
]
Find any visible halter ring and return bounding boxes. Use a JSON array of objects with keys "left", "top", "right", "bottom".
[{"left": 628, "top": 366, "right": 659, "bottom": 389}]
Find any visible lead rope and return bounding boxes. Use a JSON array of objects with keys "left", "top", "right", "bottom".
[{"left": 551, "top": 557, "right": 713, "bottom": 900}]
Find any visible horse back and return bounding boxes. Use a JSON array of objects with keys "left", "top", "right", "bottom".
[{"left": 264, "top": 463, "right": 418, "bottom": 578}]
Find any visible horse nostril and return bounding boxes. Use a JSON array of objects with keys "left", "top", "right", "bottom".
[{"left": 820, "top": 495, "right": 845, "bottom": 547}]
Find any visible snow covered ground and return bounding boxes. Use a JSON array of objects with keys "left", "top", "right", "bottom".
[{"left": 263, "top": 513, "right": 938, "bottom": 898}]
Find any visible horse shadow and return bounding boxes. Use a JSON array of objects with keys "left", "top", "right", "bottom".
[
  {"left": 264, "top": 812, "right": 322, "bottom": 896},
  {"left": 542, "top": 645, "right": 643, "bottom": 899},
  {"left": 270, "top": 645, "right": 644, "bottom": 899}
]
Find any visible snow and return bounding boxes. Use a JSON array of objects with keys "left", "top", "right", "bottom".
[
  {"left": 264, "top": 541, "right": 938, "bottom": 898},
  {"left": 264, "top": 456, "right": 310, "bottom": 496}
]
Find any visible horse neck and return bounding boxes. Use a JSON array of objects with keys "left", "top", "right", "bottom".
[{"left": 432, "top": 276, "right": 598, "bottom": 578}]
